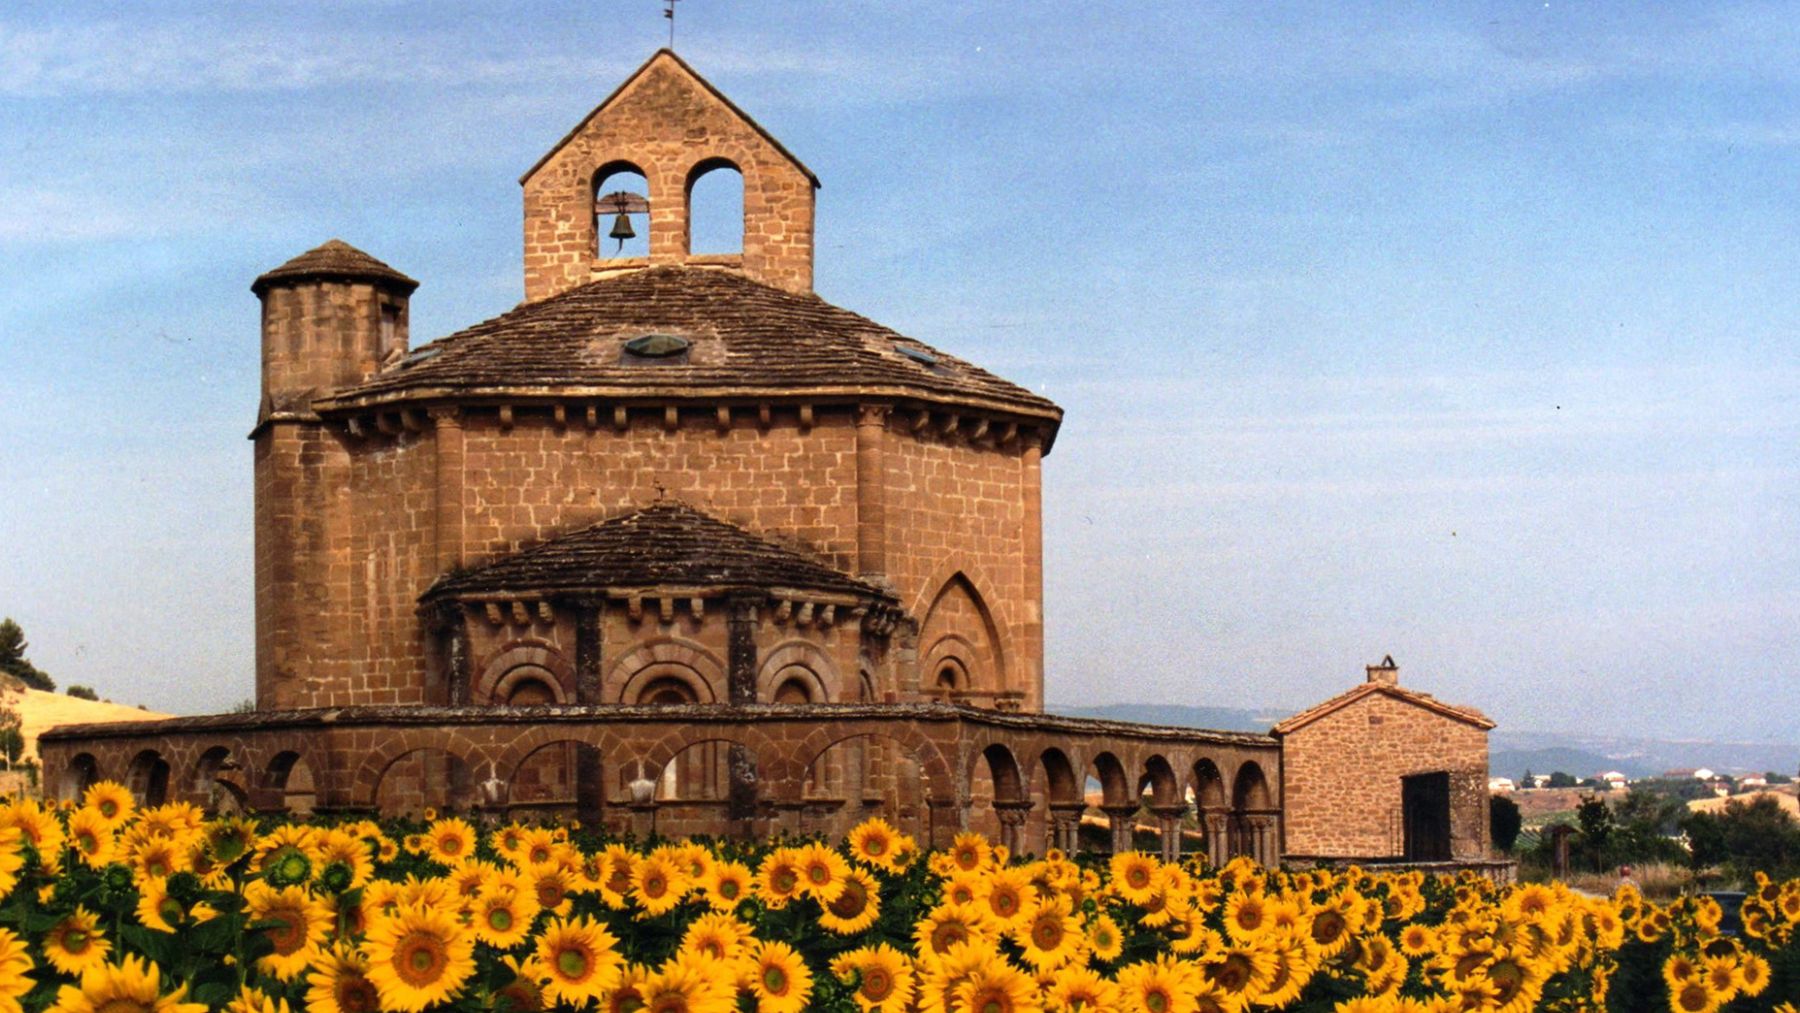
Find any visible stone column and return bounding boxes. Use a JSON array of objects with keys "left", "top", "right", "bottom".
[
  {"left": 573, "top": 599, "right": 603, "bottom": 704},
  {"left": 994, "top": 801, "right": 1035, "bottom": 856},
  {"left": 726, "top": 596, "right": 759, "bottom": 828},
  {"left": 1048, "top": 803, "right": 1086, "bottom": 854},
  {"left": 855, "top": 404, "right": 889, "bottom": 580},
  {"left": 1151, "top": 804, "right": 1188, "bottom": 863},
  {"left": 1102, "top": 804, "right": 1139, "bottom": 855},
  {"left": 431, "top": 408, "right": 464, "bottom": 572},
  {"left": 433, "top": 603, "right": 471, "bottom": 707},
  {"left": 1203, "top": 812, "right": 1230, "bottom": 868}
]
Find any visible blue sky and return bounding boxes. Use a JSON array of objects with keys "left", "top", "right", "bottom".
[{"left": 1, "top": 3, "right": 1795, "bottom": 739}]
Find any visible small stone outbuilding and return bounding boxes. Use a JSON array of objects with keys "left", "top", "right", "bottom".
[{"left": 1275, "top": 657, "right": 1494, "bottom": 863}]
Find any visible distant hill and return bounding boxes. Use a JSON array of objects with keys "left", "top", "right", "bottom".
[
  {"left": 1045, "top": 703, "right": 1287, "bottom": 734},
  {"left": 1047, "top": 700, "right": 1800, "bottom": 781}
]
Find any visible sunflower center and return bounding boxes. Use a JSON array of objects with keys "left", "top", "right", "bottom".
[
  {"left": 337, "top": 976, "right": 379, "bottom": 1013},
  {"left": 488, "top": 908, "right": 513, "bottom": 931},
  {"left": 719, "top": 879, "right": 740, "bottom": 899},
  {"left": 981, "top": 1000, "right": 1003, "bottom": 1013},
  {"left": 557, "top": 947, "right": 590, "bottom": 979},
  {"left": 862, "top": 969, "right": 892, "bottom": 1000},
  {"left": 1032, "top": 917, "right": 1063, "bottom": 950},
  {"left": 538, "top": 882, "right": 564, "bottom": 908},
  {"left": 1214, "top": 954, "right": 1250, "bottom": 991},
  {"left": 829, "top": 883, "right": 867, "bottom": 918},
  {"left": 1128, "top": 868, "right": 1150, "bottom": 888},
  {"left": 1145, "top": 989, "right": 1169, "bottom": 1013},
  {"left": 932, "top": 922, "right": 968, "bottom": 951},
  {"left": 395, "top": 932, "right": 447, "bottom": 985},
  {"left": 644, "top": 874, "right": 666, "bottom": 897},
  {"left": 774, "top": 869, "right": 798, "bottom": 892},
  {"left": 807, "top": 865, "right": 829, "bottom": 884},
  {"left": 94, "top": 1000, "right": 149, "bottom": 1013},
  {"left": 866, "top": 837, "right": 886, "bottom": 855},
  {"left": 992, "top": 890, "right": 1018, "bottom": 916},
  {"left": 762, "top": 965, "right": 788, "bottom": 994},
  {"left": 62, "top": 928, "right": 90, "bottom": 953},
  {"left": 267, "top": 912, "right": 304, "bottom": 954}
]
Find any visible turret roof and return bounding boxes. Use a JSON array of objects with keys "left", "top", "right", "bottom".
[{"left": 252, "top": 239, "right": 418, "bottom": 295}]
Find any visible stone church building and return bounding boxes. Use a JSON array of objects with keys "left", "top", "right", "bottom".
[{"left": 43, "top": 51, "right": 1495, "bottom": 867}]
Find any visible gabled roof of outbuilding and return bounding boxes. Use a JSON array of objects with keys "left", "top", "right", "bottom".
[
  {"left": 320, "top": 266, "right": 1061, "bottom": 425},
  {"left": 1271, "top": 681, "right": 1495, "bottom": 735},
  {"left": 521, "top": 48, "right": 818, "bottom": 187},
  {"left": 252, "top": 239, "right": 418, "bottom": 295},
  {"left": 422, "top": 501, "right": 893, "bottom": 603}
]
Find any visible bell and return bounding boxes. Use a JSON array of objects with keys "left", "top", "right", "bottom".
[{"left": 608, "top": 211, "right": 636, "bottom": 250}]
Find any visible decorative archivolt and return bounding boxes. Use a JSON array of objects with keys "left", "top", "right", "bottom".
[
  {"left": 604, "top": 637, "right": 724, "bottom": 704},
  {"left": 472, "top": 640, "right": 574, "bottom": 706},
  {"left": 755, "top": 640, "right": 838, "bottom": 703}
]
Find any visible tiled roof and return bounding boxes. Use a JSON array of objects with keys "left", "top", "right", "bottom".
[
  {"left": 1271, "top": 681, "right": 1494, "bottom": 735},
  {"left": 423, "top": 501, "right": 893, "bottom": 602},
  {"left": 252, "top": 239, "right": 418, "bottom": 295},
  {"left": 321, "top": 267, "right": 1060, "bottom": 420}
]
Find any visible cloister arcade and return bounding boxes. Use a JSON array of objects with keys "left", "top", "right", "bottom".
[{"left": 42, "top": 704, "right": 1282, "bottom": 864}]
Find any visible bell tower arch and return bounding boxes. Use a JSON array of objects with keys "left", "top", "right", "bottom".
[{"left": 520, "top": 49, "right": 820, "bottom": 301}]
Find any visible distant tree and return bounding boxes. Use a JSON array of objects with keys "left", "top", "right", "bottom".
[
  {"left": 229, "top": 698, "right": 256, "bottom": 714},
  {"left": 1576, "top": 796, "right": 1614, "bottom": 871},
  {"left": 0, "top": 619, "right": 53, "bottom": 692},
  {"left": 1578, "top": 777, "right": 1604, "bottom": 789},
  {"left": 1522, "top": 768, "right": 1536, "bottom": 787},
  {"left": 1769, "top": 771, "right": 1794, "bottom": 785},
  {"left": 1682, "top": 795, "right": 1800, "bottom": 878},
  {"left": 1547, "top": 771, "right": 1579, "bottom": 789},
  {"left": 1490, "top": 794, "right": 1522, "bottom": 853},
  {"left": 64, "top": 685, "right": 97, "bottom": 701},
  {"left": 0, "top": 706, "right": 21, "bottom": 770}
]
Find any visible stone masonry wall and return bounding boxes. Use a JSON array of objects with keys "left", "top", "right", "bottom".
[{"left": 1280, "top": 692, "right": 1489, "bottom": 860}]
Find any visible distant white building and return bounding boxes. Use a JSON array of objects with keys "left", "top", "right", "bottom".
[
  {"left": 1741, "top": 775, "right": 1768, "bottom": 788},
  {"left": 1600, "top": 771, "right": 1628, "bottom": 790},
  {"left": 1489, "top": 777, "right": 1516, "bottom": 793}
]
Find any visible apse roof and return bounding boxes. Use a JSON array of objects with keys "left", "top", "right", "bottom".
[
  {"left": 252, "top": 239, "right": 418, "bottom": 295},
  {"left": 322, "top": 266, "right": 1061, "bottom": 423},
  {"left": 422, "top": 500, "right": 893, "bottom": 603}
]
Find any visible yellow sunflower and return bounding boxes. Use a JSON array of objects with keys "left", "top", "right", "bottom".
[
  {"left": 977, "top": 866, "right": 1037, "bottom": 929},
  {"left": 515, "top": 827, "right": 562, "bottom": 871},
  {"left": 846, "top": 818, "right": 904, "bottom": 871},
  {"left": 1088, "top": 912, "right": 1125, "bottom": 962},
  {"left": 638, "top": 958, "right": 736, "bottom": 1013},
  {"left": 1224, "top": 890, "right": 1273, "bottom": 943},
  {"left": 304, "top": 942, "right": 381, "bottom": 1013},
  {"left": 223, "top": 985, "right": 290, "bottom": 1013},
  {"left": 362, "top": 902, "right": 476, "bottom": 1013},
  {"left": 42, "top": 908, "right": 109, "bottom": 977},
  {"left": 1012, "top": 893, "right": 1080, "bottom": 969},
  {"left": 949, "top": 832, "right": 992, "bottom": 873},
  {"left": 529, "top": 865, "right": 576, "bottom": 918},
  {"left": 1046, "top": 965, "right": 1120, "bottom": 1012},
  {"left": 598, "top": 845, "right": 637, "bottom": 909},
  {"left": 630, "top": 852, "right": 687, "bottom": 916},
  {"left": 702, "top": 860, "right": 752, "bottom": 912},
  {"left": 795, "top": 842, "right": 849, "bottom": 903},
  {"left": 747, "top": 940, "right": 814, "bottom": 1013},
  {"left": 1116, "top": 955, "right": 1200, "bottom": 1013},
  {"left": 755, "top": 848, "right": 806, "bottom": 909},
  {"left": 1202, "top": 943, "right": 1277, "bottom": 1004},
  {"left": 471, "top": 886, "right": 539, "bottom": 948},
  {"left": 1669, "top": 978, "right": 1718, "bottom": 1013},
  {"left": 424, "top": 818, "right": 476, "bottom": 867},
  {"left": 314, "top": 828, "right": 377, "bottom": 890},
  {"left": 954, "top": 953, "right": 1041, "bottom": 1013},
  {"left": 134, "top": 877, "right": 186, "bottom": 934},
  {"left": 490, "top": 954, "right": 548, "bottom": 1013},
  {"left": 65, "top": 809, "right": 116, "bottom": 869},
  {"left": 0, "top": 800, "right": 63, "bottom": 875},
  {"left": 80, "top": 781, "right": 136, "bottom": 828},
  {"left": 830, "top": 944, "right": 915, "bottom": 1013},
  {"left": 914, "top": 902, "right": 992, "bottom": 965},
  {"left": 244, "top": 880, "right": 334, "bottom": 982},
  {"left": 680, "top": 912, "right": 751, "bottom": 964},
  {"left": 44, "top": 954, "right": 205, "bottom": 1013},
  {"left": 818, "top": 867, "right": 882, "bottom": 935},
  {"left": 1111, "top": 851, "right": 1163, "bottom": 905},
  {"left": 0, "top": 926, "right": 34, "bottom": 1013},
  {"left": 536, "top": 916, "right": 626, "bottom": 1006}
]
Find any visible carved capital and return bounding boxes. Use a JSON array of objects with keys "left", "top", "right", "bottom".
[
  {"left": 856, "top": 403, "right": 890, "bottom": 429},
  {"left": 427, "top": 406, "right": 463, "bottom": 427}
]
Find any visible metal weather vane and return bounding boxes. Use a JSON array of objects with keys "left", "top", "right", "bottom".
[{"left": 664, "top": 0, "right": 679, "bottom": 48}]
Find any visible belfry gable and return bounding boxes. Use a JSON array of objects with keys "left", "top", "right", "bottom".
[{"left": 520, "top": 49, "right": 820, "bottom": 300}]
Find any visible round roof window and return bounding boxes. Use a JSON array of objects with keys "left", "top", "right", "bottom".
[{"left": 624, "top": 333, "right": 690, "bottom": 358}]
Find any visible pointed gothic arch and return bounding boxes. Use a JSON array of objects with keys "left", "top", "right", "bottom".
[{"left": 916, "top": 567, "right": 1008, "bottom": 697}]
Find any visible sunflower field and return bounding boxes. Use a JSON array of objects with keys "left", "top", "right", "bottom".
[{"left": 0, "top": 784, "right": 1793, "bottom": 1012}]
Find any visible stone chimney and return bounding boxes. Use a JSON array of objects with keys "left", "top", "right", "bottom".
[{"left": 1366, "top": 654, "right": 1399, "bottom": 686}]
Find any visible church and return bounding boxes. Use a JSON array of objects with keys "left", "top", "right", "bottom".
[{"left": 43, "top": 51, "right": 1496, "bottom": 869}]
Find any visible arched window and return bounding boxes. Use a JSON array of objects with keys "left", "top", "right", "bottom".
[
  {"left": 637, "top": 675, "right": 698, "bottom": 705},
  {"left": 594, "top": 161, "right": 649, "bottom": 260},
  {"left": 686, "top": 158, "right": 743, "bottom": 255},
  {"left": 773, "top": 678, "right": 812, "bottom": 704},
  {"left": 504, "top": 677, "right": 556, "bottom": 706}
]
